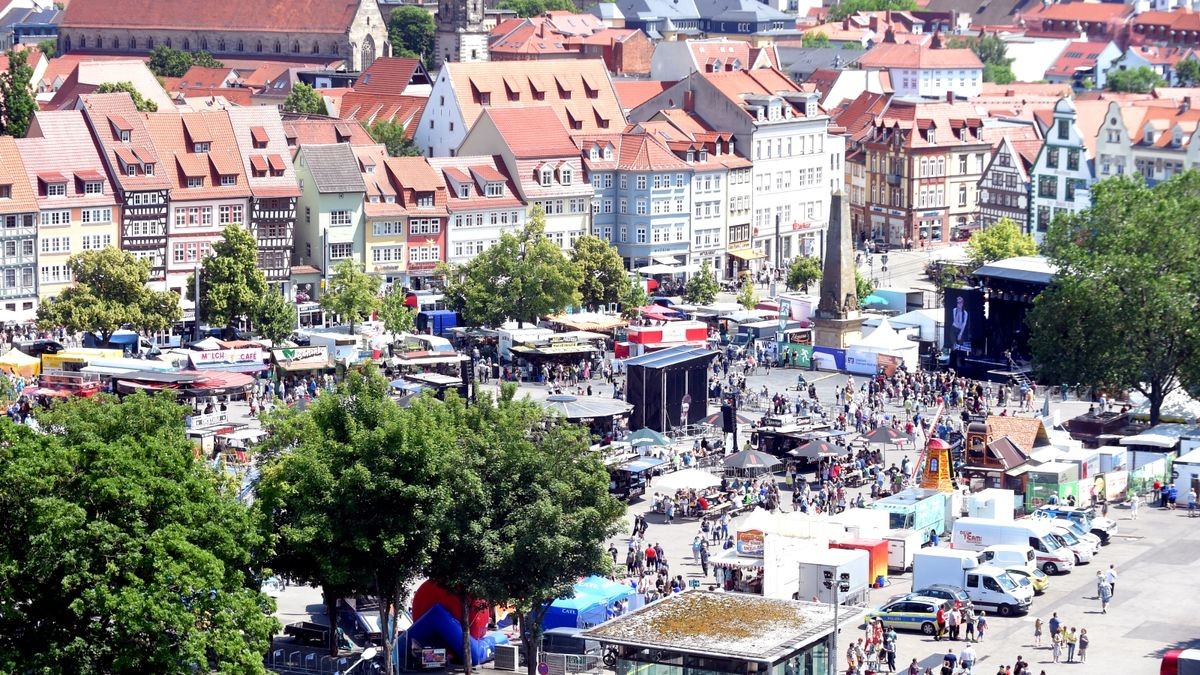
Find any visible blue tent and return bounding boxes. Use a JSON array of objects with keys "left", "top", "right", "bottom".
[
  {"left": 542, "top": 594, "right": 606, "bottom": 630},
  {"left": 574, "top": 576, "right": 634, "bottom": 605}
]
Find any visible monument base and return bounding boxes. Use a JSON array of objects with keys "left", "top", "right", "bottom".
[{"left": 813, "top": 316, "right": 864, "bottom": 350}]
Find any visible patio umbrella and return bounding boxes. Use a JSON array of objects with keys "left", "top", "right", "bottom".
[
  {"left": 627, "top": 428, "right": 669, "bottom": 447},
  {"left": 723, "top": 449, "right": 781, "bottom": 471},
  {"left": 789, "top": 439, "right": 844, "bottom": 459},
  {"left": 860, "top": 426, "right": 911, "bottom": 445},
  {"left": 632, "top": 437, "right": 660, "bottom": 448},
  {"left": 700, "top": 409, "right": 758, "bottom": 427},
  {"left": 653, "top": 468, "right": 723, "bottom": 491}
]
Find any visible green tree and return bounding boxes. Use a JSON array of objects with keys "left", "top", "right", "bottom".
[
  {"left": 497, "top": 0, "right": 577, "bottom": 16},
  {"left": 36, "top": 39, "right": 55, "bottom": 58},
  {"left": 257, "top": 369, "right": 458, "bottom": 672},
  {"left": 855, "top": 269, "right": 875, "bottom": 303},
  {"left": 683, "top": 260, "right": 720, "bottom": 305},
  {"left": 801, "top": 32, "right": 831, "bottom": 48},
  {"left": 191, "top": 50, "right": 223, "bottom": 69},
  {"left": 253, "top": 289, "right": 296, "bottom": 345},
  {"left": 736, "top": 275, "right": 758, "bottom": 310},
  {"left": 366, "top": 119, "right": 421, "bottom": 157},
  {"left": 188, "top": 224, "right": 267, "bottom": 329},
  {"left": 948, "top": 34, "right": 1015, "bottom": 84},
  {"left": 442, "top": 206, "right": 582, "bottom": 326},
  {"left": 282, "top": 82, "right": 327, "bottom": 115},
  {"left": 827, "top": 0, "right": 916, "bottom": 20},
  {"left": 787, "top": 256, "right": 822, "bottom": 292},
  {"left": 620, "top": 275, "right": 649, "bottom": 319},
  {"left": 378, "top": 285, "right": 416, "bottom": 335},
  {"left": 1106, "top": 66, "right": 1165, "bottom": 93},
  {"left": 0, "top": 49, "right": 36, "bottom": 137},
  {"left": 1028, "top": 172, "right": 1200, "bottom": 426},
  {"left": 1080, "top": 76, "right": 1096, "bottom": 90},
  {"left": 147, "top": 44, "right": 194, "bottom": 77},
  {"left": 426, "top": 384, "right": 623, "bottom": 675},
  {"left": 389, "top": 6, "right": 436, "bottom": 66},
  {"left": 0, "top": 392, "right": 277, "bottom": 672},
  {"left": 320, "top": 259, "right": 381, "bottom": 333},
  {"left": 95, "top": 81, "right": 159, "bottom": 111},
  {"left": 966, "top": 217, "right": 1037, "bottom": 267},
  {"left": 571, "top": 234, "right": 627, "bottom": 309},
  {"left": 1177, "top": 58, "right": 1200, "bottom": 86},
  {"left": 37, "top": 248, "right": 181, "bottom": 342}
]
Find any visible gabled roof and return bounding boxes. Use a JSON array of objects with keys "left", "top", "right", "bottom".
[
  {"left": 47, "top": 59, "right": 175, "bottom": 111},
  {"left": 485, "top": 106, "right": 579, "bottom": 159},
  {"left": 300, "top": 143, "right": 366, "bottom": 194},
  {"left": 0, "top": 136, "right": 41, "bottom": 214},
  {"left": 19, "top": 110, "right": 116, "bottom": 208},
  {"left": 142, "top": 111, "right": 251, "bottom": 200},
  {"left": 441, "top": 60, "right": 625, "bottom": 137},
  {"left": 227, "top": 107, "right": 302, "bottom": 198},
  {"left": 985, "top": 415, "right": 1050, "bottom": 452},
  {"left": 832, "top": 90, "right": 891, "bottom": 142},
  {"left": 857, "top": 41, "right": 982, "bottom": 70},
  {"left": 79, "top": 92, "right": 172, "bottom": 192},
  {"left": 62, "top": 0, "right": 368, "bottom": 33},
  {"left": 385, "top": 156, "right": 444, "bottom": 193},
  {"left": 427, "top": 155, "right": 524, "bottom": 212},
  {"left": 1026, "top": 1, "right": 1133, "bottom": 23},
  {"left": 339, "top": 92, "right": 427, "bottom": 135},
  {"left": 281, "top": 115, "right": 375, "bottom": 148},
  {"left": 700, "top": 67, "right": 822, "bottom": 120},
  {"left": 576, "top": 131, "right": 690, "bottom": 172},
  {"left": 1122, "top": 44, "right": 1196, "bottom": 67},
  {"left": 613, "top": 80, "right": 673, "bottom": 111},
  {"left": 178, "top": 66, "right": 236, "bottom": 90},
  {"left": 1044, "top": 41, "right": 1117, "bottom": 79},
  {"left": 354, "top": 57, "right": 423, "bottom": 95}
]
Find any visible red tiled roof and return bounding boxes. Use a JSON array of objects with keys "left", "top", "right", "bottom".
[
  {"left": 79, "top": 92, "right": 171, "bottom": 191},
  {"left": 858, "top": 42, "right": 982, "bottom": 69},
  {"left": 0, "top": 137, "right": 38, "bottom": 214},
  {"left": 16, "top": 110, "right": 117, "bottom": 210},
  {"left": 353, "top": 57, "right": 422, "bottom": 94},
  {"left": 1027, "top": 1, "right": 1133, "bottom": 22},
  {"left": 142, "top": 110, "right": 251, "bottom": 199},
  {"left": 250, "top": 126, "right": 270, "bottom": 145},
  {"left": 177, "top": 88, "right": 255, "bottom": 106},
  {"left": 267, "top": 155, "right": 287, "bottom": 172},
  {"left": 613, "top": 80, "right": 672, "bottom": 110},
  {"left": 1133, "top": 9, "right": 1200, "bottom": 31},
  {"left": 62, "top": 0, "right": 365, "bottom": 33},
  {"left": 226, "top": 106, "right": 301, "bottom": 197},
  {"left": 485, "top": 106, "right": 579, "bottom": 159},
  {"left": 281, "top": 116, "right": 375, "bottom": 147},
  {"left": 249, "top": 155, "right": 269, "bottom": 172},
  {"left": 470, "top": 165, "right": 505, "bottom": 182},
  {"left": 384, "top": 156, "right": 444, "bottom": 192},
  {"left": 339, "top": 92, "right": 427, "bottom": 135},
  {"left": 178, "top": 66, "right": 234, "bottom": 90},
  {"left": 426, "top": 155, "right": 524, "bottom": 212}
]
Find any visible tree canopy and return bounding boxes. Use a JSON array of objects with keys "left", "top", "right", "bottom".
[
  {"left": 95, "top": 81, "right": 159, "bottom": 111},
  {"left": 620, "top": 275, "right": 649, "bottom": 319},
  {"left": 367, "top": 119, "right": 421, "bottom": 157},
  {"left": 801, "top": 33, "right": 831, "bottom": 48},
  {"left": 0, "top": 49, "right": 36, "bottom": 137},
  {"left": 442, "top": 207, "right": 582, "bottom": 326},
  {"left": 1176, "top": 58, "right": 1200, "bottom": 87},
  {"left": 571, "top": 235, "right": 628, "bottom": 309},
  {"left": 378, "top": 285, "right": 416, "bottom": 335},
  {"left": 736, "top": 276, "right": 758, "bottom": 310},
  {"left": 189, "top": 224, "right": 268, "bottom": 329},
  {"left": 147, "top": 45, "right": 223, "bottom": 78},
  {"left": 787, "top": 256, "right": 822, "bottom": 292},
  {"left": 947, "top": 34, "right": 1014, "bottom": 84},
  {"left": 36, "top": 38, "right": 55, "bottom": 58},
  {"left": 0, "top": 392, "right": 277, "bottom": 672},
  {"left": 855, "top": 269, "right": 875, "bottom": 303},
  {"left": 966, "top": 217, "right": 1038, "bottom": 267},
  {"left": 253, "top": 290, "right": 295, "bottom": 345},
  {"left": 282, "top": 82, "right": 327, "bottom": 115},
  {"left": 389, "top": 6, "right": 436, "bottom": 66},
  {"left": 497, "top": 0, "right": 577, "bottom": 16},
  {"left": 37, "top": 248, "right": 181, "bottom": 342},
  {"left": 320, "top": 259, "right": 381, "bottom": 333},
  {"left": 1028, "top": 172, "right": 1200, "bottom": 425},
  {"left": 683, "top": 261, "right": 720, "bottom": 305},
  {"left": 1106, "top": 66, "right": 1165, "bottom": 93},
  {"left": 827, "top": 0, "right": 916, "bottom": 20}
]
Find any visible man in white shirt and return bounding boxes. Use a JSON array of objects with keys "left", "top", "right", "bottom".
[
  {"left": 959, "top": 643, "right": 977, "bottom": 673},
  {"left": 1105, "top": 564, "right": 1118, "bottom": 596}
]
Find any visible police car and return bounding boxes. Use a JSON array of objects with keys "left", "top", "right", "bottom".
[{"left": 865, "top": 595, "right": 951, "bottom": 635}]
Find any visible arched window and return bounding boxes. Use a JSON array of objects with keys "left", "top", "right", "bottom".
[
  {"left": 256, "top": 40, "right": 263, "bottom": 53},
  {"left": 79, "top": 35, "right": 87, "bottom": 48},
  {"left": 331, "top": 43, "right": 339, "bottom": 55},
  {"left": 111, "top": 36, "right": 119, "bottom": 49},
  {"left": 312, "top": 41, "right": 320, "bottom": 54},
  {"left": 217, "top": 38, "right": 225, "bottom": 52},
  {"left": 200, "top": 37, "right": 208, "bottom": 51},
  {"left": 292, "top": 41, "right": 300, "bottom": 53},
  {"left": 164, "top": 37, "right": 172, "bottom": 48},
  {"left": 361, "top": 34, "right": 376, "bottom": 68},
  {"left": 182, "top": 38, "right": 190, "bottom": 50},
  {"left": 95, "top": 34, "right": 101, "bottom": 48},
  {"left": 237, "top": 39, "right": 244, "bottom": 52},
  {"left": 147, "top": 37, "right": 154, "bottom": 49},
  {"left": 64, "top": 35, "right": 71, "bottom": 51},
  {"left": 273, "top": 40, "right": 281, "bottom": 53}
]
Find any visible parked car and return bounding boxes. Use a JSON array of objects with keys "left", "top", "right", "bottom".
[
  {"left": 1005, "top": 566, "right": 1050, "bottom": 595},
  {"left": 866, "top": 595, "right": 950, "bottom": 635},
  {"left": 899, "top": 584, "right": 971, "bottom": 608}
]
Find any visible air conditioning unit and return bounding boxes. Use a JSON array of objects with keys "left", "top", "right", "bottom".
[{"left": 493, "top": 644, "right": 520, "bottom": 671}]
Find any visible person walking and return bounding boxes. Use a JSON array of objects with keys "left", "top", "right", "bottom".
[
  {"left": 1078, "top": 628, "right": 1089, "bottom": 663},
  {"left": 959, "top": 643, "right": 977, "bottom": 673},
  {"left": 1130, "top": 492, "right": 1140, "bottom": 520},
  {"left": 976, "top": 612, "right": 988, "bottom": 642},
  {"left": 1097, "top": 572, "right": 1113, "bottom": 613},
  {"left": 1105, "top": 565, "right": 1118, "bottom": 596},
  {"left": 1033, "top": 617, "right": 1043, "bottom": 647},
  {"left": 1048, "top": 612, "right": 1060, "bottom": 637},
  {"left": 883, "top": 627, "right": 898, "bottom": 673},
  {"left": 935, "top": 605, "right": 947, "bottom": 641},
  {"left": 963, "top": 604, "right": 977, "bottom": 642}
]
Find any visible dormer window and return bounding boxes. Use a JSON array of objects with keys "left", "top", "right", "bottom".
[
  {"left": 46, "top": 182, "right": 66, "bottom": 197},
  {"left": 120, "top": 130, "right": 131, "bottom": 142},
  {"left": 193, "top": 142, "right": 210, "bottom": 153},
  {"left": 416, "top": 192, "right": 434, "bottom": 207},
  {"left": 385, "top": 195, "right": 395, "bottom": 204},
  {"left": 559, "top": 166, "right": 572, "bottom": 185},
  {"left": 458, "top": 184, "right": 470, "bottom": 198},
  {"left": 485, "top": 182, "right": 502, "bottom": 197},
  {"left": 589, "top": 147, "right": 599, "bottom": 161},
  {"left": 928, "top": 130, "right": 936, "bottom": 144},
  {"left": 603, "top": 145, "right": 613, "bottom": 161},
  {"left": 699, "top": 149, "right": 708, "bottom": 161},
  {"left": 959, "top": 128, "right": 967, "bottom": 141},
  {"left": 687, "top": 150, "right": 694, "bottom": 162},
  {"left": 126, "top": 164, "right": 136, "bottom": 177},
  {"left": 84, "top": 181, "right": 103, "bottom": 195},
  {"left": 0, "top": 185, "right": 9, "bottom": 199},
  {"left": 220, "top": 175, "right": 236, "bottom": 187},
  {"left": 540, "top": 167, "right": 553, "bottom": 186},
  {"left": 187, "top": 176, "right": 203, "bottom": 188},
  {"left": 145, "top": 163, "right": 155, "bottom": 176}
]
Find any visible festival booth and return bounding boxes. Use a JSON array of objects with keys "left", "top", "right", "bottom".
[
  {"left": 1024, "top": 461, "right": 1082, "bottom": 509},
  {"left": 829, "top": 539, "right": 889, "bottom": 588},
  {"left": 844, "top": 318, "right": 919, "bottom": 375},
  {"left": 271, "top": 346, "right": 331, "bottom": 373},
  {"left": 543, "top": 577, "right": 635, "bottom": 629},
  {"left": 1119, "top": 424, "right": 1197, "bottom": 494},
  {"left": 624, "top": 346, "right": 717, "bottom": 432},
  {"left": 615, "top": 321, "right": 708, "bottom": 359},
  {"left": 0, "top": 348, "right": 40, "bottom": 378}
]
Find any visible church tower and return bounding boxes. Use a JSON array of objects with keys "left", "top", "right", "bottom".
[{"left": 435, "top": 0, "right": 488, "bottom": 68}]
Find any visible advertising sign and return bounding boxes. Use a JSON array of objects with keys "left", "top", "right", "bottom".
[
  {"left": 778, "top": 298, "right": 790, "bottom": 331},
  {"left": 736, "top": 529, "right": 765, "bottom": 557},
  {"left": 422, "top": 648, "right": 447, "bottom": 669},
  {"left": 876, "top": 354, "right": 901, "bottom": 377},
  {"left": 943, "top": 288, "right": 984, "bottom": 352},
  {"left": 189, "top": 347, "right": 263, "bottom": 367}
]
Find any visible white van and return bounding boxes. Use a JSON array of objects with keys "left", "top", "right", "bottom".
[
  {"left": 979, "top": 544, "right": 1037, "bottom": 571},
  {"left": 911, "top": 549, "right": 1033, "bottom": 616},
  {"left": 1030, "top": 513, "right": 1102, "bottom": 550},
  {"left": 1048, "top": 522, "right": 1095, "bottom": 564},
  {"left": 951, "top": 517, "right": 1076, "bottom": 575}
]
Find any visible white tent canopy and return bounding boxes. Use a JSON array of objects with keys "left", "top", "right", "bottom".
[
  {"left": 1130, "top": 387, "right": 1200, "bottom": 424},
  {"left": 845, "top": 318, "right": 920, "bottom": 375},
  {"left": 854, "top": 318, "right": 914, "bottom": 351},
  {"left": 652, "top": 468, "right": 722, "bottom": 491}
]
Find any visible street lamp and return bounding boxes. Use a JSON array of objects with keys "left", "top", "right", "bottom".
[
  {"left": 338, "top": 647, "right": 378, "bottom": 675},
  {"left": 821, "top": 570, "right": 851, "bottom": 675}
]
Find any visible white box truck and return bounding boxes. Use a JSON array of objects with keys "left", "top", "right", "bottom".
[
  {"left": 883, "top": 529, "right": 926, "bottom": 572},
  {"left": 951, "top": 517, "right": 1076, "bottom": 575},
  {"left": 795, "top": 548, "right": 870, "bottom": 605},
  {"left": 964, "top": 488, "right": 1017, "bottom": 520},
  {"left": 912, "top": 549, "right": 1033, "bottom": 616}
]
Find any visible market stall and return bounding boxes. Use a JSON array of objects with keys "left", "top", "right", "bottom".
[
  {"left": 844, "top": 317, "right": 919, "bottom": 376},
  {"left": 0, "top": 348, "right": 40, "bottom": 378}
]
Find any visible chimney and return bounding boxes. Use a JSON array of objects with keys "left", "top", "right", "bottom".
[
  {"left": 947, "top": 90, "right": 955, "bottom": 103},
  {"left": 683, "top": 90, "right": 694, "bottom": 111}
]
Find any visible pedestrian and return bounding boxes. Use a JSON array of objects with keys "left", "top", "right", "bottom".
[
  {"left": 907, "top": 658, "right": 920, "bottom": 675},
  {"left": 699, "top": 544, "right": 710, "bottom": 577},
  {"left": 1013, "top": 655, "right": 1029, "bottom": 675},
  {"left": 1105, "top": 565, "right": 1118, "bottom": 596},
  {"left": 691, "top": 535, "right": 702, "bottom": 562},
  {"left": 1048, "top": 612, "right": 1060, "bottom": 636},
  {"left": 963, "top": 604, "right": 976, "bottom": 642},
  {"left": 948, "top": 605, "right": 961, "bottom": 641},
  {"left": 1130, "top": 492, "right": 1140, "bottom": 520},
  {"left": 1097, "top": 572, "right": 1112, "bottom": 613},
  {"left": 959, "top": 643, "right": 976, "bottom": 673},
  {"left": 1033, "top": 617, "right": 1043, "bottom": 647},
  {"left": 975, "top": 612, "right": 987, "bottom": 642},
  {"left": 1065, "top": 627, "right": 1078, "bottom": 662},
  {"left": 883, "top": 628, "right": 897, "bottom": 672},
  {"left": 1051, "top": 631, "right": 1062, "bottom": 663},
  {"left": 935, "top": 605, "right": 946, "bottom": 641}
]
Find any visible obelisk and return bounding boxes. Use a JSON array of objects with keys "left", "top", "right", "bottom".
[{"left": 812, "top": 190, "right": 863, "bottom": 348}]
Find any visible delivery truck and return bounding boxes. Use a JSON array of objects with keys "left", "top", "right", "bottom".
[
  {"left": 872, "top": 488, "right": 951, "bottom": 545},
  {"left": 882, "top": 529, "right": 926, "bottom": 572},
  {"left": 951, "top": 517, "right": 1076, "bottom": 575},
  {"left": 911, "top": 549, "right": 1033, "bottom": 616},
  {"left": 795, "top": 548, "right": 870, "bottom": 605}
]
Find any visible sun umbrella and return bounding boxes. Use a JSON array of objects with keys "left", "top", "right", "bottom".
[
  {"left": 700, "top": 409, "right": 758, "bottom": 427},
  {"left": 789, "top": 439, "right": 844, "bottom": 460},
  {"left": 723, "top": 449, "right": 781, "bottom": 471},
  {"left": 627, "top": 428, "right": 669, "bottom": 446},
  {"left": 860, "top": 426, "right": 910, "bottom": 445},
  {"left": 632, "top": 437, "right": 660, "bottom": 447},
  {"left": 653, "top": 468, "right": 723, "bottom": 491}
]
